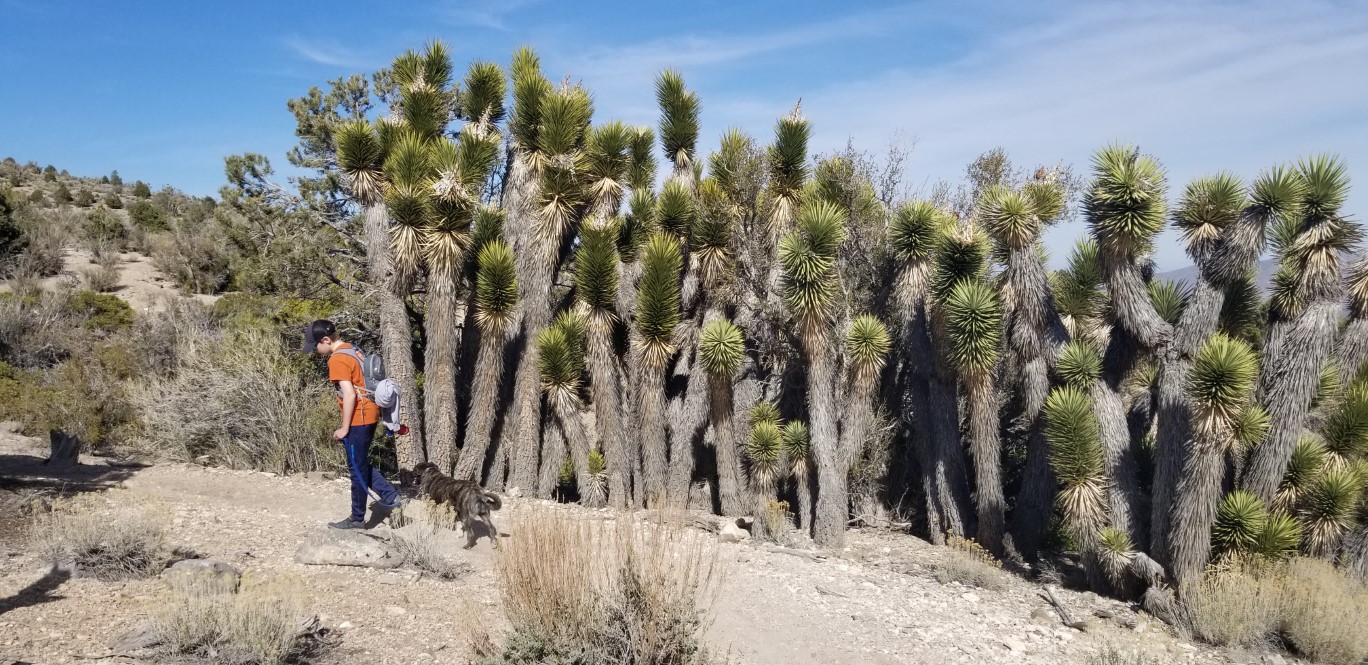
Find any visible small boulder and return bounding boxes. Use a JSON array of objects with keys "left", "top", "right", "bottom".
[
  {"left": 295, "top": 530, "right": 403, "bottom": 569},
  {"left": 719, "top": 521, "right": 751, "bottom": 543},
  {"left": 162, "top": 559, "right": 241, "bottom": 594}
]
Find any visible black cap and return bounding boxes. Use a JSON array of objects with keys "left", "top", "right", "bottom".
[{"left": 302, "top": 319, "right": 336, "bottom": 353}]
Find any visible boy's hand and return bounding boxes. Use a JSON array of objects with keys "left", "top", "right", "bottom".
[{"left": 333, "top": 426, "right": 350, "bottom": 441}]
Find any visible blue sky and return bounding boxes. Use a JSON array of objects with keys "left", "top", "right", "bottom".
[{"left": 3, "top": 0, "right": 1366, "bottom": 270}]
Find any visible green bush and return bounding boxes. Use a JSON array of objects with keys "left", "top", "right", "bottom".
[
  {"left": 68, "top": 290, "right": 135, "bottom": 331},
  {"left": 131, "top": 180, "right": 152, "bottom": 199},
  {"left": 27, "top": 189, "right": 47, "bottom": 206},
  {"left": 6, "top": 173, "right": 19, "bottom": 188},
  {"left": 100, "top": 175, "right": 110, "bottom": 185},
  {"left": 83, "top": 206, "right": 128, "bottom": 250},
  {"left": 104, "top": 192, "right": 123, "bottom": 209},
  {"left": 127, "top": 199, "right": 169, "bottom": 232},
  {"left": 74, "top": 188, "right": 95, "bottom": 207},
  {"left": 109, "top": 170, "right": 123, "bottom": 188},
  {"left": 42, "top": 165, "right": 57, "bottom": 182},
  {"left": 53, "top": 183, "right": 72, "bottom": 203},
  {"left": 151, "top": 227, "right": 231, "bottom": 294}
]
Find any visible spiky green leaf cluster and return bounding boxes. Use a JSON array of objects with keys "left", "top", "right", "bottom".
[
  {"left": 1084, "top": 144, "right": 1168, "bottom": 254},
  {"left": 1250, "top": 165, "right": 1305, "bottom": 225},
  {"left": 747, "top": 420, "right": 784, "bottom": 489},
  {"left": 634, "top": 233, "right": 682, "bottom": 368},
  {"left": 458, "top": 60, "right": 506, "bottom": 125},
  {"left": 537, "top": 85, "right": 593, "bottom": 157},
  {"left": 1213, "top": 490, "right": 1268, "bottom": 556},
  {"left": 766, "top": 104, "right": 809, "bottom": 230},
  {"left": 780, "top": 200, "right": 845, "bottom": 342},
  {"left": 584, "top": 121, "right": 631, "bottom": 210},
  {"left": 1218, "top": 270, "right": 1264, "bottom": 342},
  {"left": 618, "top": 191, "right": 657, "bottom": 263},
  {"left": 655, "top": 70, "right": 700, "bottom": 167},
  {"left": 1301, "top": 466, "right": 1362, "bottom": 555},
  {"left": 710, "top": 129, "right": 758, "bottom": 203},
  {"left": 1172, "top": 173, "right": 1246, "bottom": 251},
  {"left": 391, "top": 42, "right": 454, "bottom": 141},
  {"left": 749, "top": 401, "right": 782, "bottom": 427},
  {"left": 1233, "top": 405, "right": 1272, "bottom": 450},
  {"left": 1023, "top": 179, "right": 1065, "bottom": 223},
  {"left": 470, "top": 206, "right": 507, "bottom": 259},
  {"left": 782, "top": 420, "right": 810, "bottom": 477},
  {"left": 655, "top": 179, "right": 696, "bottom": 237},
  {"left": 1098, "top": 527, "right": 1135, "bottom": 585},
  {"left": 1344, "top": 254, "right": 1368, "bottom": 317},
  {"left": 1277, "top": 436, "right": 1328, "bottom": 512},
  {"left": 1280, "top": 156, "right": 1360, "bottom": 291},
  {"left": 474, "top": 238, "right": 519, "bottom": 334},
  {"left": 627, "top": 126, "right": 656, "bottom": 191},
  {"left": 334, "top": 120, "right": 386, "bottom": 205},
  {"left": 509, "top": 47, "right": 551, "bottom": 150},
  {"left": 1312, "top": 362, "right": 1343, "bottom": 412},
  {"left": 1323, "top": 385, "right": 1368, "bottom": 464},
  {"left": 979, "top": 185, "right": 1038, "bottom": 249},
  {"left": 1044, "top": 386, "right": 1105, "bottom": 487},
  {"left": 1057, "top": 341, "right": 1102, "bottom": 388},
  {"left": 1254, "top": 511, "right": 1302, "bottom": 560},
  {"left": 691, "top": 178, "right": 735, "bottom": 283},
  {"left": 943, "top": 280, "right": 1002, "bottom": 372},
  {"left": 1187, "top": 333, "right": 1258, "bottom": 427},
  {"left": 574, "top": 225, "right": 620, "bottom": 317},
  {"left": 845, "top": 314, "right": 891, "bottom": 387},
  {"left": 930, "top": 224, "right": 988, "bottom": 304},
  {"left": 537, "top": 314, "right": 586, "bottom": 398},
  {"left": 1148, "top": 279, "right": 1189, "bottom": 326},
  {"left": 1053, "top": 239, "right": 1107, "bottom": 324},
  {"left": 889, "top": 201, "right": 950, "bottom": 264},
  {"left": 698, "top": 319, "right": 745, "bottom": 377}
]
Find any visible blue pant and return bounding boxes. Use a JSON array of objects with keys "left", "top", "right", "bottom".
[{"left": 342, "top": 424, "right": 400, "bottom": 523}]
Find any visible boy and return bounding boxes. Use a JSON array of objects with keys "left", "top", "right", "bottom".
[{"left": 303, "top": 319, "right": 402, "bottom": 529}]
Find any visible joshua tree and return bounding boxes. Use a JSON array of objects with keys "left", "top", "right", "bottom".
[
  {"left": 454, "top": 233, "right": 518, "bottom": 480},
  {"left": 1300, "top": 466, "right": 1362, "bottom": 558},
  {"left": 783, "top": 420, "right": 812, "bottom": 529},
  {"left": 655, "top": 70, "right": 699, "bottom": 188},
  {"left": 1338, "top": 255, "right": 1368, "bottom": 384},
  {"left": 634, "top": 233, "right": 683, "bottom": 505},
  {"left": 746, "top": 419, "right": 784, "bottom": 542},
  {"left": 537, "top": 313, "right": 604, "bottom": 506},
  {"left": 1043, "top": 383, "right": 1109, "bottom": 590},
  {"left": 1245, "top": 156, "right": 1358, "bottom": 503},
  {"left": 978, "top": 179, "right": 1070, "bottom": 559},
  {"left": 698, "top": 318, "right": 747, "bottom": 515},
  {"left": 943, "top": 279, "right": 1006, "bottom": 555},
  {"left": 1169, "top": 334, "right": 1261, "bottom": 586}
]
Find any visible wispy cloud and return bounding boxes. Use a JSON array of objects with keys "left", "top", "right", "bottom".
[
  {"left": 284, "top": 36, "right": 375, "bottom": 69},
  {"left": 438, "top": 0, "right": 542, "bottom": 30}
]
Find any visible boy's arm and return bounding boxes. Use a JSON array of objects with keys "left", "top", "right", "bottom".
[{"left": 336, "top": 380, "right": 357, "bottom": 439}]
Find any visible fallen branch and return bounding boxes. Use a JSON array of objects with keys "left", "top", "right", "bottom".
[
  {"left": 765, "top": 545, "right": 826, "bottom": 562},
  {"left": 1038, "top": 586, "right": 1088, "bottom": 630},
  {"left": 815, "top": 585, "right": 849, "bottom": 598}
]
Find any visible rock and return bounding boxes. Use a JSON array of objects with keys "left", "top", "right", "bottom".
[
  {"left": 1002, "top": 638, "right": 1027, "bottom": 652},
  {"left": 295, "top": 530, "right": 403, "bottom": 569},
  {"left": 719, "top": 522, "right": 751, "bottom": 543},
  {"left": 506, "top": 486, "right": 524, "bottom": 498},
  {"left": 385, "top": 605, "right": 406, "bottom": 616},
  {"left": 337, "top": 621, "right": 354, "bottom": 631},
  {"left": 304, "top": 471, "right": 337, "bottom": 481},
  {"left": 961, "top": 592, "right": 980, "bottom": 602},
  {"left": 110, "top": 622, "right": 161, "bottom": 653},
  {"left": 378, "top": 571, "right": 421, "bottom": 585},
  {"left": 0, "top": 421, "right": 20, "bottom": 433},
  {"left": 1030, "top": 608, "right": 1055, "bottom": 624},
  {"left": 162, "top": 559, "right": 241, "bottom": 594}
]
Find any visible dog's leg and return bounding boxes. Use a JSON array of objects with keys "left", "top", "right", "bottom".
[
  {"left": 483, "top": 513, "right": 499, "bottom": 549},
  {"left": 462, "top": 514, "right": 479, "bottom": 549}
]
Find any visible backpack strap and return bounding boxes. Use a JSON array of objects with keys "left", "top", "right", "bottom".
[{"left": 332, "top": 346, "right": 374, "bottom": 397}]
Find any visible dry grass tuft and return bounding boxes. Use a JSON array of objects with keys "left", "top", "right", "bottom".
[
  {"left": 1086, "top": 645, "right": 1175, "bottom": 665},
  {"left": 1279, "top": 557, "right": 1368, "bottom": 665},
  {"left": 761, "top": 500, "right": 789, "bottom": 538},
  {"left": 931, "top": 535, "right": 1005, "bottom": 590},
  {"left": 477, "top": 506, "right": 723, "bottom": 664},
  {"left": 30, "top": 492, "right": 169, "bottom": 580},
  {"left": 1181, "top": 558, "right": 1282, "bottom": 648},
  {"left": 154, "top": 575, "right": 311, "bottom": 665},
  {"left": 389, "top": 500, "right": 472, "bottom": 580}
]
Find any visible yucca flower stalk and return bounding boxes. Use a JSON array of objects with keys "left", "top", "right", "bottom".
[
  {"left": 1044, "top": 385, "right": 1110, "bottom": 590},
  {"left": 888, "top": 201, "right": 965, "bottom": 542},
  {"left": 1152, "top": 169, "right": 1296, "bottom": 562},
  {"left": 1245, "top": 156, "right": 1359, "bottom": 504},
  {"left": 334, "top": 117, "right": 425, "bottom": 470},
  {"left": 943, "top": 279, "right": 1007, "bottom": 555},
  {"left": 536, "top": 313, "right": 603, "bottom": 506},
  {"left": 746, "top": 420, "right": 784, "bottom": 542},
  {"left": 783, "top": 420, "right": 812, "bottom": 530},
  {"left": 698, "top": 319, "right": 748, "bottom": 515},
  {"left": 1170, "top": 334, "right": 1260, "bottom": 586},
  {"left": 454, "top": 233, "right": 518, "bottom": 481},
  {"left": 980, "top": 177, "right": 1071, "bottom": 560},
  {"left": 633, "top": 233, "right": 682, "bottom": 505}
]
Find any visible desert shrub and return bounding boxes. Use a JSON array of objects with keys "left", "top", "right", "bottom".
[
  {"left": 130, "top": 327, "right": 338, "bottom": 473},
  {"left": 68, "top": 290, "right": 134, "bottom": 331},
  {"left": 7, "top": 210, "right": 68, "bottom": 278},
  {"left": 131, "top": 180, "right": 151, "bottom": 199},
  {"left": 389, "top": 500, "right": 472, "bottom": 580},
  {"left": 74, "top": 188, "right": 94, "bottom": 207},
  {"left": 42, "top": 165, "right": 57, "bottom": 182},
  {"left": 6, "top": 173, "right": 19, "bottom": 187},
  {"left": 762, "top": 500, "right": 789, "bottom": 538},
  {"left": 104, "top": 192, "right": 123, "bottom": 209},
  {"left": 81, "top": 254, "right": 122, "bottom": 293},
  {"left": 127, "top": 199, "right": 169, "bottom": 232},
  {"left": 53, "top": 182, "right": 72, "bottom": 203},
  {"left": 1279, "top": 557, "right": 1368, "bottom": 665},
  {"left": 151, "top": 226, "right": 231, "bottom": 294},
  {"left": 122, "top": 298, "right": 213, "bottom": 377},
  {"left": 1181, "top": 558, "right": 1283, "bottom": 647},
  {"left": 100, "top": 175, "right": 110, "bottom": 184},
  {"left": 478, "top": 508, "right": 722, "bottom": 665},
  {"left": 1086, "top": 646, "right": 1174, "bottom": 665},
  {"left": 31, "top": 492, "right": 169, "bottom": 579},
  {"left": 0, "top": 290, "right": 73, "bottom": 367},
  {"left": 931, "top": 535, "right": 1006, "bottom": 590},
  {"left": 153, "top": 576, "right": 310, "bottom": 665},
  {"left": 110, "top": 170, "right": 122, "bottom": 188},
  {"left": 83, "top": 205, "right": 129, "bottom": 251},
  {"left": 27, "top": 189, "right": 47, "bottom": 206}
]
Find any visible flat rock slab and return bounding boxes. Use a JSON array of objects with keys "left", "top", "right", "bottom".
[
  {"left": 162, "top": 559, "right": 241, "bottom": 593},
  {"left": 295, "top": 529, "right": 403, "bottom": 569}
]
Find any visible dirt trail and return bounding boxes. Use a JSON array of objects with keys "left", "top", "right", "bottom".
[
  {"left": 0, "top": 433, "right": 1266, "bottom": 665},
  {"left": 2, "top": 247, "right": 218, "bottom": 313}
]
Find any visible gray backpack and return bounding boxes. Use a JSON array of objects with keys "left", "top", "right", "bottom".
[
  {"left": 332, "top": 345, "right": 386, "bottom": 400},
  {"left": 333, "top": 346, "right": 403, "bottom": 434}
]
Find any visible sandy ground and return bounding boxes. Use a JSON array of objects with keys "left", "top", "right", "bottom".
[
  {"left": 1, "top": 247, "right": 218, "bottom": 313},
  {"left": 0, "top": 431, "right": 1293, "bottom": 665}
]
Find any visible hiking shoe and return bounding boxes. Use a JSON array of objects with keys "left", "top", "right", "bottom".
[{"left": 328, "top": 518, "right": 364, "bottom": 530}]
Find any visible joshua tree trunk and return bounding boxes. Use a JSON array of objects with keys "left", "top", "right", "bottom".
[
  {"left": 929, "top": 367, "right": 972, "bottom": 537},
  {"left": 808, "top": 349, "right": 847, "bottom": 547},
  {"left": 1338, "top": 316, "right": 1368, "bottom": 385},
  {"left": 363, "top": 205, "right": 424, "bottom": 470},
  {"left": 1093, "top": 361, "right": 1147, "bottom": 549},
  {"left": 1245, "top": 299, "right": 1340, "bottom": 502},
  {"left": 587, "top": 326, "right": 629, "bottom": 508},
  {"left": 538, "top": 416, "right": 566, "bottom": 499},
  {"left": 639, "top": 363, "right": 670, "bottom": 505},
  {"left": 1169, "top": 436, "right": 1226, "bottom": 587},
  {"left": 1102, "top": 258, "right": 1172, "bottom": 349},
  {"left": 708, "top": 372, "right": 747, "bottom": 516},
  {"left": 552, "top": 403, "right": 600, "bottom": 506},
  {"left": 454, "top": 329, "right": 506, "bottom": 480},
  {"left": 667, "top": 344, "right": 708, "bottom": 507},
  {"left": 965, "top": 374, "right": 1006, "bottom": 556},
  {"left": 424, "top": 283, "right": 461, "bottom": 473}
]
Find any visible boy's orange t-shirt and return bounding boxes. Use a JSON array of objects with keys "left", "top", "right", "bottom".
[{"left": 328, "top": 343, "right": 379, "bottom": 427}]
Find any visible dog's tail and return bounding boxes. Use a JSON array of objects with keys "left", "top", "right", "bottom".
[{"left": 483, "top": 491, "right": 502, "bottom": 511}]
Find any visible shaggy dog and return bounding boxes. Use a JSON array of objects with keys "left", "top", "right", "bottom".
[{"left": 411, "top": 462, "right": 502, "bottom": 549}]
